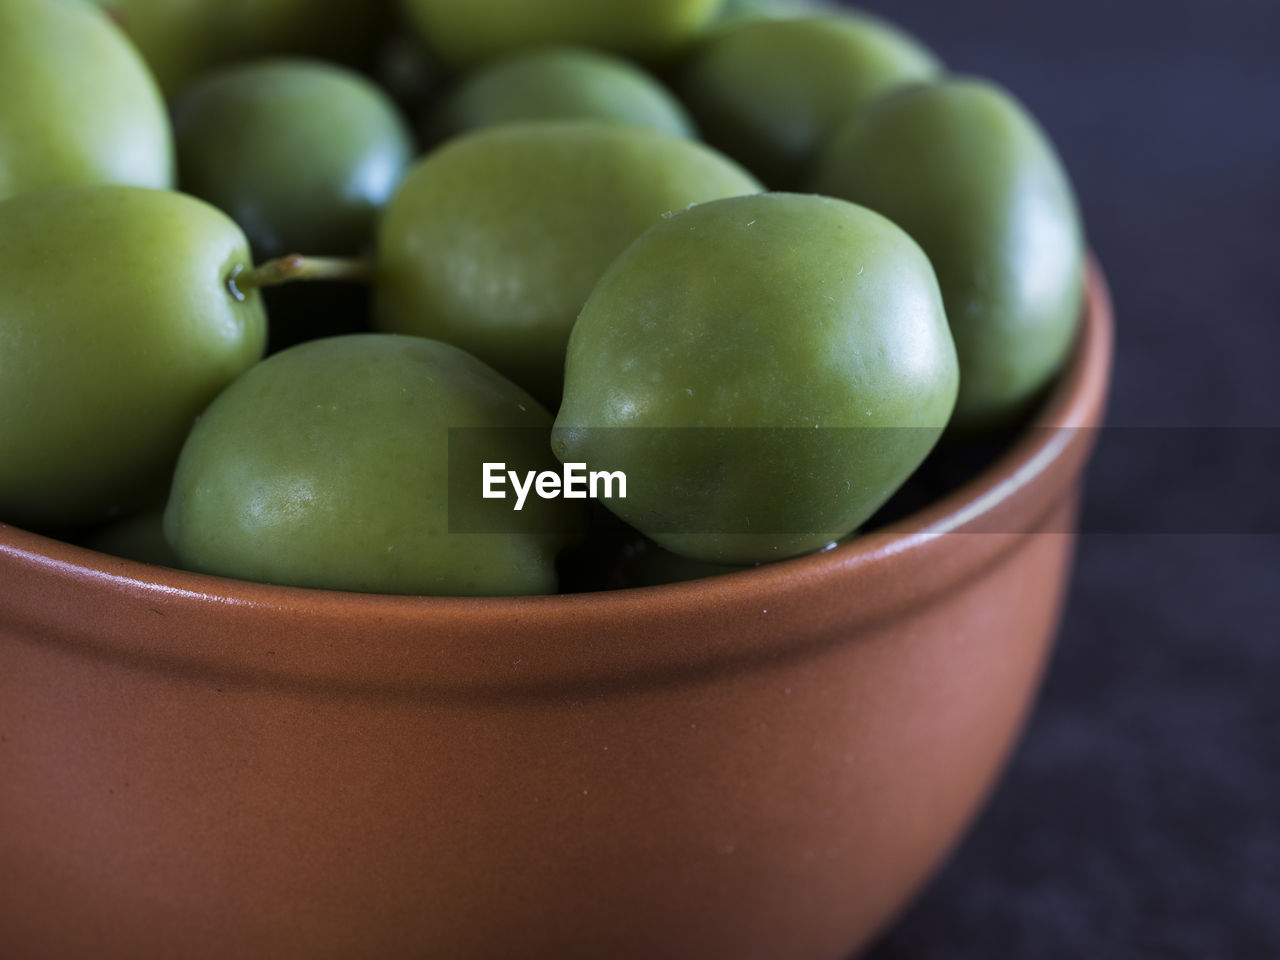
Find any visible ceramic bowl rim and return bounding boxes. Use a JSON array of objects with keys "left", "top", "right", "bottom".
[{"left": 0, "top": 261, "right": 1113, "bottom": 694}]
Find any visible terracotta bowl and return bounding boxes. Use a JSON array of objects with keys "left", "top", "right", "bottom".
[{"left": 0, "top": 264, "right": 1112, "bottom": 960}]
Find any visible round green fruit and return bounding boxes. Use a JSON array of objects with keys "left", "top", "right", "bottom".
[
  {"left": 398, "top": 0, "right": 722, "bottom": 68},
  {"left": 0, "top": 186, "right": 266, "bottom": 529},
  {"left": 164, "top": 335, "right": 576, "bottom": 596},
  {"left": 373, "top": 122, "right": 761, "bottom": 409},
  {"left": 174, "top": 58, "right": 415, "bottom": 259},
  {"left": 679, "top": 13, "right": 940, "bottom": 188},
  {"left": 812, "top": 78, "right": 1085, "bottom": 427},
  {"left": 87, "top": 0, "right": 393, "bottom": 98},
  {"left": 717, "top": 0, "right": 829, "bottom": 23},
  {"left": 552, "top": 192, "right": 959, "bottom": 565},
  {"left": 430, "top": 47, "right": 696, "bottom": 142},
  {"left": 0, "top": 0, "right": 172, "bottom": 201}
]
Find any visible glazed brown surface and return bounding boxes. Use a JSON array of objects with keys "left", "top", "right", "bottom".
[{"left": 0, "top": 265, "right": 1112, "bottom": 959}]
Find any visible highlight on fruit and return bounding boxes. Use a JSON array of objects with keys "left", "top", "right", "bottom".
[{"left": 0, "top": 0, "right": 1085, "bottom": 596}]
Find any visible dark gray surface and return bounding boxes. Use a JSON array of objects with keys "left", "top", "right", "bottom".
[{"left": 840, "top": 0, "right": 1280, "bottom": 956}]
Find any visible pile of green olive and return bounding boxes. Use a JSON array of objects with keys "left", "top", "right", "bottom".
[{"left": 0, "top": 0, "right": 1084, "bottom": 596}]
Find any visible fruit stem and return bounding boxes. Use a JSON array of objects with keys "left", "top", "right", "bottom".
[{"left": 227, "top": 255, "right": 372, "bottom": 300}]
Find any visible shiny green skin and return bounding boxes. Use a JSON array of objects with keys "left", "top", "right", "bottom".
[
  {"left": 174, "top": 59, "right": 414, "bottom": 260},
  {"left": 430, "top": 47, "right": 696, "bottom": 142},
  {"left": 717, "top": 0, "right": 828, "bottom": 23},
  {"left": 0, "top": 0, "right": 172, "bottom": 201},
  {"left": 82, "top": 504, "right": 183, "bottom": 569},
  {"left": 0, "top": 187, "right": 266, "bottom": 530},
  {"left": 86, "top": 0, "right": 394, "bottom": 98},
  {"left": 812, "top": 79, "right": 1085, "bottom": 427},
  {"left": 679, "top": 13, "right": 940, "bottom": 188},
  {"left": 399, "top": 0, "right": 722, "bottom": 68},
  {"left": 553, "top": 193, "right": 959, "bottom": 565},
  {"left": 164, "top": 335, "right": 575, "bottom": 596},
  {"left": 373, "top": 122, "right": 761, "bottom": 409}
]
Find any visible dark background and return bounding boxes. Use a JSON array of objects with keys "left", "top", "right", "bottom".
[{"left": 836, "top": 1, "right": 1280, "bottom": 957}]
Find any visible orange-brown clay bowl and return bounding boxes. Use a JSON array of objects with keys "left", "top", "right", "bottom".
[{"left": 0, "top": 263, "right": 1112, "bottom": 960}]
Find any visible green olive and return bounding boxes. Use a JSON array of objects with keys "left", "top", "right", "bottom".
[
  {"left": 85, "top": 0, "right": 393, "bottom": 98},
  {"left": 398, "top": 0, "right": 722, "bottom": 68},
  {"left": 717, "top": 0, "right": 830, "bottom": 24},
  {"left": 0, "top": 186, "right": 266, "bottom": 530},
  {"left": 373, "top": 122, "right": 761, "bottom": 409},
  {"left": 812, "top": 78, "right": 1086, "bottom": 427},
  {"left": 430, "top": 47, "right": 696, "bottom": 142},
  {"left": 0, "top": 0, "right": 172, "bottom": 201},
  {"left": 164, "top": 335, "right": 577, "bottom": 596},
  {"left": 174, "top": 58, "right": 415, "bottom": 259},
  {"left": 679, "top": 12, "right": 940, "bottom": 188},
  {"left": 552, "top": 192, "right": 959, "bottom": 565}
]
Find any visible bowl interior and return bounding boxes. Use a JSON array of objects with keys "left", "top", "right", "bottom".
[{"left": 0, "top": 261, "right": 1113, "bottom": 694}]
